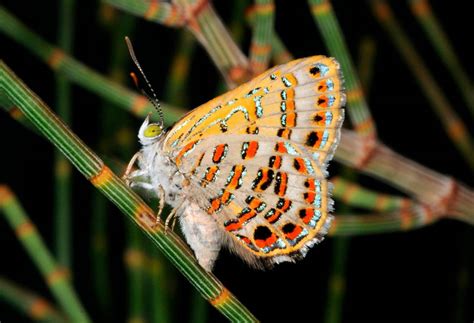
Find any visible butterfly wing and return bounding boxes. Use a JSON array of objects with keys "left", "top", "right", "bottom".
[{"left": 163, "top": 56, "right": 345, "bottom": 267}]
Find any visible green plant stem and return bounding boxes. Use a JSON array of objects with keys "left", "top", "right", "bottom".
[
  {"left": 332, "top": 176, "right": 408, "bottom": 212},
  {"left": 105, "top": 0, "right": 250, "bottom": 87},
  {"left": 54, "top": 0, "right": 75, "bottom": 271},
  {"left": 1, "top": 61, "right": 258, "bottom": 322},
  {"left": 146, "top": 246, "right": 171, "bottom": 323},
  {"left": 124, "top": 227, "right": 146, "bottom": 323},
  {"left": 324, "top": 237, "right": 348, "bottom": 323},
  {"left": 102, "top": 0, "right": 185, "bottom": 27},
  {"left": 249, "top": 0, "right": 274, "bottom": 74},
  {"left": 370, "top": 0, "right": 474, "bottom": 169},
  {"left": 0, "top": 276, "right": 66, "bottom": 322},
  {"left": 0, "top": 186, "right": 90, "bottom": 322},
  {"left": 357, "top": 36, "right": 376, "bottom": 97},
  {"left": 408, "top": 0, "right": 474, "bottom": 117},
  {"left": 308, "top": 0, "right": 376, "bottom": 139},
  {"left": 337, "top": 129, "right": 474, "bottom": 224},
  {"left": 0, "top": 6, "right": 185, "bottom": 124},
  {"left": 164, "top": 30, "right": 196, "bottom": 107}
]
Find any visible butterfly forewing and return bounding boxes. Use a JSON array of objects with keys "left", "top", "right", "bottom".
[{"left": 163, "top": 56, "right": 344, "bottom": 266}]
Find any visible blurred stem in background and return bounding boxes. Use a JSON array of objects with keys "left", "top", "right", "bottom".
[
  {"left": 0, "top": 275, "right": 67, "bottom": 322},
  {"left": 408, "top": 0, "right": 474, "bottom": 117},
  {"left": 370, "top": 0, "right": 474, "bottom": 170},
  {"left": 0, "top": 186, "right": 90, "bottom": 322},
  {"left": 54, "top": 0, "right": 75, "bottom": 270},
  {"left": 324, "top": 37, "right": 377, "bottom": 323}
]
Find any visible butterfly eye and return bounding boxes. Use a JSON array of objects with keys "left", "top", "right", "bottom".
[{"left": 144, "top": 124, "right": 162, "bottom": 138}]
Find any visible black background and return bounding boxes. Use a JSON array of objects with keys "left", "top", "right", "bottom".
[{"left": 1, "top": 1, "right": 473, "bottom": 322}]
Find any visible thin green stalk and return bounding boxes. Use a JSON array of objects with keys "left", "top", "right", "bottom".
[
  {"left": 124, "top": 227, "right": 146, "bottom": 323},
  {"left": 324, "top": 42, "right": 377, "bottom": 321},
  {"left": 271, "top": 32, "right": 294, "bottom": 64},
  {"left": 146, "top": 245, "right": 171, "bottom": 323},
  {"left": 323, "top": 237, "right": 348, "bottom": 323},
  {"left": 164, "top": 30, "right": 196, "bottom": 107},
  {"left": 370, "top": 0, "right": 474, "bottom": 169},
  {"left": 1, "top": 61, "right": 258, "bottom": 322},
  {"left": 102, "top": 0, "right": 185, "bottom": 27},
  {"left": 408, "top": 0, "right": 474, "bottom": 116},
  {"left": 330, "top": 204, "right": 441, "bottom": 236},
  {"left": 54, "top": 0, "right": 75, "bottom": 270},
  {"left": 105, "top": 0, "right": 250, "bottom": 87},
  {"left": 332, "top": 176, "right": 409, "bottom": 212},
  {"left": 0, "top": 6, "right": 185, "bottom": 123},
  {"left": 245, "top": 7, "right": 293, "bottom": 65},
  {"left": 0, "top": 276, "right": 66, "bottom": 322},
  {"left": 249, "top": 0, "right": 274, "bottom": 74},
  {"left": 337, "top": 129, "right": 474, "bottom": 223},
  {"left": 91, "top": 193, "right": 111, "bottom": 315},
  {"left": 308, "top": 0, "right": 376, "bottom": 139},
  {"left": 0, "top": 186, "right": 90, "bottom": 322},
  {"left": 357, "top": 36, "right": 376, "bottom": 97}
]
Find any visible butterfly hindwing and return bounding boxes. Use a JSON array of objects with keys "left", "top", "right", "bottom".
[{"left": 162, "top": 56, "right": 344, "bottom": 267}]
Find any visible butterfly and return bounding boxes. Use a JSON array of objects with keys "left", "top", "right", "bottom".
[{"left": 124, "top": 46, "right": 345, "bottom": 271}]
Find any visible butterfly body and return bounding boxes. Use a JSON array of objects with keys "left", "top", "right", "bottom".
[{"left": 128, "top": 56, "right": 345, "bottom": 271}]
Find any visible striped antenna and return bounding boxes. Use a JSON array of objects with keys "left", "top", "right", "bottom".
[{"left": 125, "top": 36, "right": 164, "bottom": 127}]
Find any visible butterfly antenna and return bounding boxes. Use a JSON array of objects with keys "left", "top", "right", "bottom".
[{"left": 125, "top": 36, "right": 164, "bottom": 127}]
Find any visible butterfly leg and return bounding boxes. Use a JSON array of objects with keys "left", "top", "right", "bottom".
[
  {"left": 122, "top": 151, "right": 142, "bottom": 185},
  {"left": 155, "top": 185, "right": 166, "bottom": 224}
]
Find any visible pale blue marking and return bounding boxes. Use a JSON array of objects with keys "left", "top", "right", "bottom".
[
  {"left": 220, "top": 106, "right": 250, "bottom": 130},
  {"left": 284, "top": 142, "right": 299, "bottom": 156},
  {"left": 254, "top": 95, "right": 263, "bottom": 118},
  {"left": 325, "top": 111, "right": 333, "bottom": 126},
  {"left": 316, "top": 63, "right": 330, "bottom": 76},
  {"left": 264, "top": 87, "right": 270, "bottom": 94},
  {"left": 303, "top": 158, "right": 315, "bottom": 175},
  {"left": 326, "top": 79, "right": 334, "bottom": 91},
  {"left": 327, "top": 95, "right": 336, "bottom": 107},
  {"left": 281, "top": 90, "right": 287, "bottom": 100},
  {"left": 320, "top": 130, "right": 329, "bottom": 149},
  {"left": 316, "top": 180, "right": 322, "bottom": 192},
  {"left": 244, "top": 87, "right": 261, "bottom": 98},
  {"left": 314, "top": 194, "right": 322, "bottom": 208}
]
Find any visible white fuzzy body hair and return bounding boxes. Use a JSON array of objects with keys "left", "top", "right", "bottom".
[{"left": 137, "top": 139, "right": 184, "bottom": 208}]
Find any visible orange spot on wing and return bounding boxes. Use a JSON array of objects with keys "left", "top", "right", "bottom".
[
  {"left": 175, "top": 140, "right": 199, "bottom": 166},
  {"left": 266, "top": 209, "right": 282, "bottom": 223},
  {"left": 286, "top": 100, "right": 295, "bottom": 111},
  {"left": 228, "top": 165, "right": 244, "bottom": 189},
  {"left": 285, "top": 225, "right": 303, "bottom": 241},
  {"left": 245, "top": 141, "right": 259, "bottom": 159},
  {"left": 275, "top": 142, "right": 287, "bottom": 153},
  {"left": 286, "top": 112, "right": 296, "bottom": 127},
  {"left": 305, "top": 191, "right": 316, "bottom": 204},
  {"left": 300, "top": 208, "right": 315, "bottom": 224},
  {"left": 294, "top": 157, "right": 307, "bottom": 174},
  {"left": 255, "top": 232, "right": 277, "bottom": 248},
  {"left": 212, "top": 144, "right": 227, "bottom": 163},
  {"left": 276, "top": 172, "right": 288, "bottom": 197}
]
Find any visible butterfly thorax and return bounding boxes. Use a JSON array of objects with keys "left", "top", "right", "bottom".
[{"left": 138, "top": 136, "right": 186, "bottom": 208}]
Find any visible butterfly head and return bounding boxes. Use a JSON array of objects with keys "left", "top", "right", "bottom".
[{"left": 138, "top": 114, "right": 164, "bottom": 145}]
